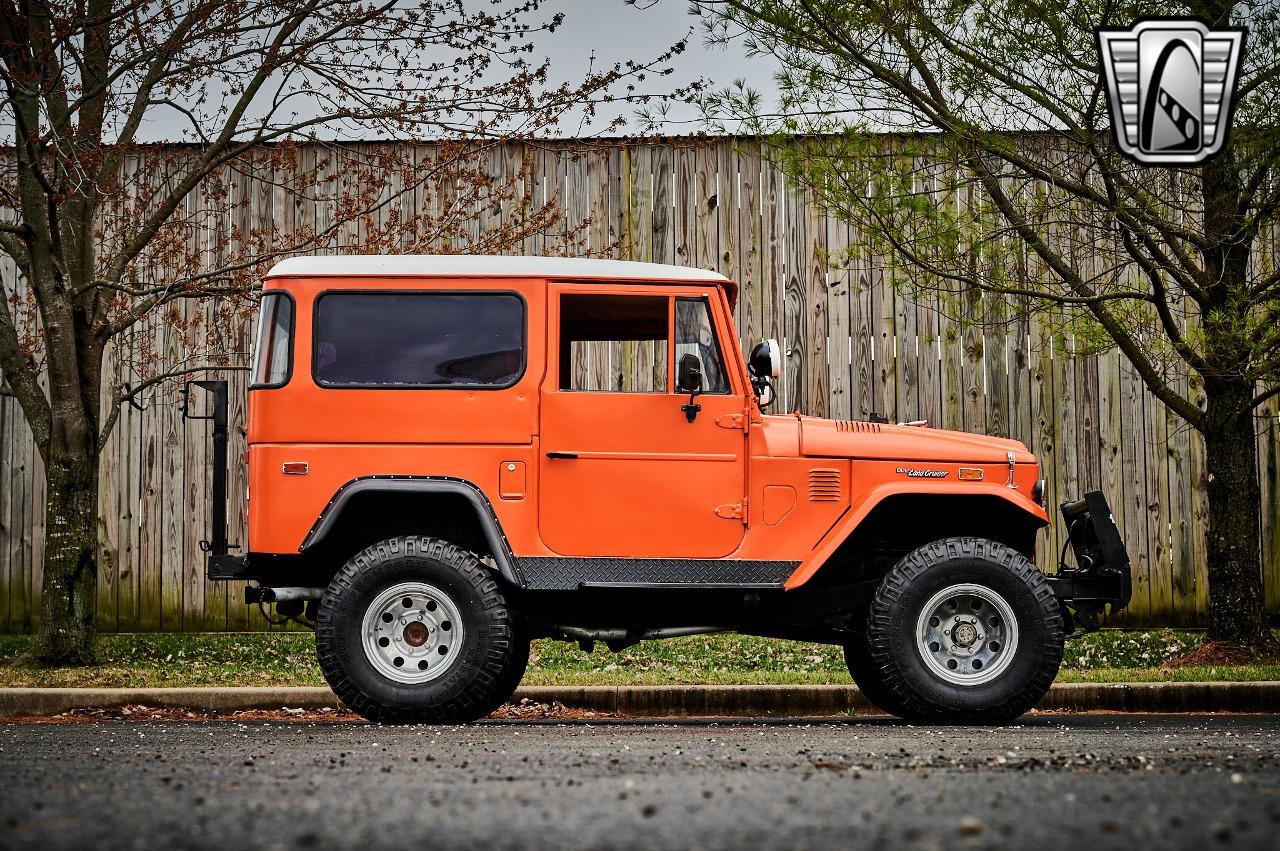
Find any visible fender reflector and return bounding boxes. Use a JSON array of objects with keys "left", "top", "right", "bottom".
[
  {"left": 958, "top": 467, "right": 983, "bottom": 481},
  {"left": 282, "top": 462, "right": 309, "bottom": 475}
]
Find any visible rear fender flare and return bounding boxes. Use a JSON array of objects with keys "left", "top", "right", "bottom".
[
  {"left": 785, "top": 482, "right": 1049, "bottom": 590},
  {"left": 300, "top": 475, "right": 524, "bottom": 587}
]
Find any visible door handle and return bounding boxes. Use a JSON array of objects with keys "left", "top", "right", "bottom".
[{"left": 545, "top": 451, "right": 579, "bottom": 459}]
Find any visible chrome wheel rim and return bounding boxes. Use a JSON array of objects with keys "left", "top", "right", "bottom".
[
  {"left": 361, "top": 581, "right": 464, "bottom": 684},
  {"left": 915, "top": 583, "right": 1019, "bottom": 686}
]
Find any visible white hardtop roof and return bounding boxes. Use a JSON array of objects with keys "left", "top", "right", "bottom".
[{"left": 265, "top": 254, "right": 730, "bottom": 283}]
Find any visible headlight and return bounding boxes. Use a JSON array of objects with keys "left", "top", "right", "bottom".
[{"left": 1032, "top": 478, "right": 1046, "bottom": 506}]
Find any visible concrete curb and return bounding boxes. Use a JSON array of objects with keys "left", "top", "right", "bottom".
[{"left": 2, "top": 681, "right": 1278, "bottom": 718}]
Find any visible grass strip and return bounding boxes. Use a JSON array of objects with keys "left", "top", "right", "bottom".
[{"left": 2, "top": 629, "right": 1277, "bottom": 689}]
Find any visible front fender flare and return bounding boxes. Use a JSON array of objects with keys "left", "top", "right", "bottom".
[{"left": 784, "top": 482, "right": 1049, "bottom": 590}]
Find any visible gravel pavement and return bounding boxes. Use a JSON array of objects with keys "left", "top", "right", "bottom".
[{"left": 1, "top": 714, "right": 1278, "bottom": 851}]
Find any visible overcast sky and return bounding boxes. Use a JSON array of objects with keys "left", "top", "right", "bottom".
[
  {"left": 0, "top": 0, "right": 779, "bottom": 142},
  {"left": 536, "top": 0, "right": 780, "bottom": 134},
  {"left": 115, "top": 0, "right": 778, "bottom": 141}
]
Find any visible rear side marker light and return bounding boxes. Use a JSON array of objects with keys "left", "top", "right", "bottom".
[
  {"left": 958, "top": 468, "right": 984, "bottom": 481},
  {"left": 282, "top": 462, "right": 309, "bottom": 475}
]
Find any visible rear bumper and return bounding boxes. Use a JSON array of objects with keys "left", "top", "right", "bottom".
[{"left": 1046, "top": 491, "right": 1132, "bottom": 628}]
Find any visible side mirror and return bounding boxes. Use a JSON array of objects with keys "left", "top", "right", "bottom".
[
  {"left": 747, "top": 339, "right": 780, "bottom": 410},
  {"left": 748, "top": 339, "right": 781, "bottom": 379},
  {"left": 676, "top": 353, "right": 703, "bottom": 394},
  {"left": 677, "top": 354, "right": 703, "bottom": 423}
]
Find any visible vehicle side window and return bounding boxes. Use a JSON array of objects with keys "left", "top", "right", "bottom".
[
  {"left": 313, "top": 292, "right": 525, "bottom": 388},
  {"left": 558, "top": 294, "right": 668, "bottom": 392},
  {"left": 675, "top": 297, "right": 730, "bottom": 394},
  {"left": 250, "top": 292, "right": 293, "bottom": 388}
]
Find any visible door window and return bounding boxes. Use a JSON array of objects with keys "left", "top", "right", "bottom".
[
  {"left": 675, "top": 297, "right": 731, "bottom": 394},
  {"left": 558, "top": 294, "right": 668, "bottom": 392}
]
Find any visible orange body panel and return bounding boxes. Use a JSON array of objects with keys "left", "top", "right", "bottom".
[{"left": 248, "top": 265, "right": 1049, "bottom": 586}]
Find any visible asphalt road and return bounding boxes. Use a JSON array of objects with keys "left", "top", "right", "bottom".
[{"left": 1, "top": 714, "right": 1278, "bottom": 851}]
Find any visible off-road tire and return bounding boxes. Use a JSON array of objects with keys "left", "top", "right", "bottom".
[
  {"left": 316, "top": 535, "right": 517, "bottom": 723},
  {"left": 472, "top": 626, "right": 531, "bottom": 718},
  {"left": 843, "top": 629, "right": 910, "bottom": 717},
  {"left": 866, "top": 537, "right": 1064, "bottom": 724}
]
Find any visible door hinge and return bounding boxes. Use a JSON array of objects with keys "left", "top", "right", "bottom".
[
  {"left": 715, "top": 499, "right": 748, "bottom": 524},
  {"left": 716, "top": 413, "right": 746, "bottom": 430}
]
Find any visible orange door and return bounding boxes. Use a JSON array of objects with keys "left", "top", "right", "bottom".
[{"left": 537, "top": 287, "right": 747, "bottom": 558}]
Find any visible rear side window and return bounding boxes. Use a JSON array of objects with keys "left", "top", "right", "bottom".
[
  {"left": 250, "top": 292, "right": 293, "bottom": 388},
  {"left": 313, "top": 292, "right": 525, "bottom": 388}
]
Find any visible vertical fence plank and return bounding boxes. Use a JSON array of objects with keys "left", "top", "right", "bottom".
[
  {"left": 826, "top": 218, "right": 852, "bottom": 420},
  {"left": 893, "top": 253, "right": 919, "bottom": 424},
  {"left": 1029, "top": 318, "right": 1055, "bottom": 569},
  {"left": 0, "top": 397, "right": 12, "bottom": 633},
  {"left": 803, "top": 186, "right": 829, "bottom": 418},
  {"left": 763, "top": 160, "right": 784, "bottom": 371},
  {"left": 1259, "top": 398, "right": 1280, "bottom": 616},
  {"left": 782, "top": 178, "right": 806, "bottom": 413},
  {"left": 137, "top": 353, "right": 163, "bottom": 632},
  {"left": 736, "top": 143, "right": 763, "bottom": 349},
  {"left": 1052, "top": 330, "right": 1079, "bottom": 577},
  {"left": 96, "top": 339, "right": 120, "bottom": 633},
  {"left": 875, "top": 257, "right": 897, "bottom": 422}
]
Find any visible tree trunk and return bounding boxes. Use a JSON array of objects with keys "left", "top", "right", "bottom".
[
  {"left": 27, "top": 444, "right": 101, "bottom": 666},
  {"left": 26, "top": 328, "right": 105, "bottom": 666},
  {"left": 1201, "top": 379, "right": 1273, "bottom": 649}
]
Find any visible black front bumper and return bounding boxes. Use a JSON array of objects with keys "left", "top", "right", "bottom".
[{"left": 1046, "top": 491, "right": 1133, "bottom": 629}]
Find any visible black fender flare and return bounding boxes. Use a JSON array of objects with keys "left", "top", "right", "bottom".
[{"left": 300, "top": 475, "right": 525, "bottom": 587}]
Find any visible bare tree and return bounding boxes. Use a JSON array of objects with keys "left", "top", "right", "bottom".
[
  {"left": 0, "top": 0, "right": 694, "bottom": 664},
  {"left": 690, "top": 0, "right": 1278, "bottom": 651}
]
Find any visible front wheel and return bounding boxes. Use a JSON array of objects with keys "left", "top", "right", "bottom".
[
  {"left": 316, "top": 536, "right": 519, "bottom": 723},
  {"left": 843, "top": 628, "right": 909, "bottom": 717},
  {"left": 866, "top": 537, "right": 1064, "bottom": 723}
]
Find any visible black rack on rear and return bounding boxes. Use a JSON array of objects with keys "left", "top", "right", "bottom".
[
  {"left": 1047, "top": 491, "right": 1133, "bottom": 633},
  {"left": 181, "top": 380, "right": 247, "bottom": 579}
]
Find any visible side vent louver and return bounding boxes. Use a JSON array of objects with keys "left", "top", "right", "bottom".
[{"left": 808, "top": 468, "right": 842, "bottom": 502}]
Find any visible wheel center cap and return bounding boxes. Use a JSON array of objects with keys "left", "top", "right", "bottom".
[
  {"left": 953, "top": 621, "right": 978, "bottom": 647},
  {"left": 403, "top": 621, "right": 429, "bottom": 647}
]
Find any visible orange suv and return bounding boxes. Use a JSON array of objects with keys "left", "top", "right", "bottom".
[{"left": 191, "top": 255, "right": 1130, "bottom": 723}]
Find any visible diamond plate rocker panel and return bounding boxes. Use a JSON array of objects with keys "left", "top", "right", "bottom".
[{"left": 516, "top": 558, "right": 800, "bottom": 591}]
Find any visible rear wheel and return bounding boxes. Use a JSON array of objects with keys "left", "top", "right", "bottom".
[
  {"left": 316, "top": 535, "right": 518, "bottom": 723},
  {"left": 472, "top": 626, "right": 531, "bottom": 718},
  {"left": 866, "top": 537, "right": 1063, "bottom": 723}
]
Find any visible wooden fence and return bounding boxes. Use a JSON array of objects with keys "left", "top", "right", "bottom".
[{"left": 0, "top": 138, "right": 1277, "bottom": 631}]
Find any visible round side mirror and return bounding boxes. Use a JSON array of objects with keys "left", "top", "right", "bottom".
[{"left": 748, "top": 339, "right": 782, "bottom": 379}]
